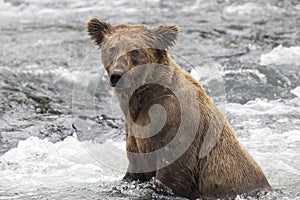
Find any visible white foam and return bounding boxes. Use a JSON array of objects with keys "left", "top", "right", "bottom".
[
  {"left": 0, "top": 136, "right": 125, "bottom": 194},
  {"left": 226, "top": 98, "right": 300, "bottom": 116},
  {"left": 223, "top": 68, "right": 267, "bottom": 83},
  {"left": 245, "top": 128, "right": 300, "bottom": 146},
  {"left": 190, "top": 63, "right": 223, "bottom": 81},
  {"left": 0, "top": 66, "right": 103, "bottom": 87},
  {"left": 260, "top": 45, "right": 300, "bottom": 66},
  {"left": 226, "top": 98, "right": 300, "bottom": 193}
]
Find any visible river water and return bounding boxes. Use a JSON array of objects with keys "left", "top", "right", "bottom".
[{"left": 0, "top": 0, "right": 299, "bottom": 199}]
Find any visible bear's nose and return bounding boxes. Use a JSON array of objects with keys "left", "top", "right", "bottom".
[{"left": 110, "top": 71, "right": 123, "bottom": 87}]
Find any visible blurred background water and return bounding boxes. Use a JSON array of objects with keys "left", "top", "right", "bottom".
[{"left": 0, "top": 0, "right": 299, "bottom": 199}]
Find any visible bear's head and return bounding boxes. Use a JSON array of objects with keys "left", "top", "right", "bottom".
[{"left": 86, "top": 18, "right": 179, "bottom": 88}]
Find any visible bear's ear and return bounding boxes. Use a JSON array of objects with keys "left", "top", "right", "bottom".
[
  {"left": 86, "top": 18, "right": 112, "bottom": 47},
  {"left": 154, "top": 25, "right": 179, "bottom": 49}
]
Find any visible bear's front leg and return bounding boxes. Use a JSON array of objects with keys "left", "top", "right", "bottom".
[
  {"left": 123, "top": 171, "right": 141, "bottom": 182},
  {"left": 123, "top": 160, "right": 148, "bottom": 182},
  {"left": 123, "top": 171, "right": 155, "bottom": 182},
  {"left": 155, "top": 155, "right": 200, "bottom": 199},
  {"left": 123, "top": 158, "right": 156, "bottom": 182},
  {"left": 123, "top": 134, "right": 156, "bottom": 182},
  {"left": 123, "top": 152, "right": 156, "bottom": 182}
]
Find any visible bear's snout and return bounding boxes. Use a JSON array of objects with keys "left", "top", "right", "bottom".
[{"left": 110, "top": 71, "right": 123, "bottom": 87}]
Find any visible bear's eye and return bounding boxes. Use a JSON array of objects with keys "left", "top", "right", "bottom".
[
  {"left": 130, "top": 50, "right": 139, "bottom": 65},
  {"left": 130, "top": 50, "right": 139, "bottom": 59}
]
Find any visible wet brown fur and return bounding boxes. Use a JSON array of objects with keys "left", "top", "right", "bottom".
[{"left": 86, "top": 18, "right": 271, "bottom": 199}]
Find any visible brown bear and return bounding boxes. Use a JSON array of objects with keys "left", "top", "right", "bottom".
[{"left": 86, "top": 18, "right": 271, "bottom": 199}]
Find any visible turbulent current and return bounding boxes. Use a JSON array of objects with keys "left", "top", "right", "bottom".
[{"left": 0, "top": 0, "right": 299, "bottom": 199}]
